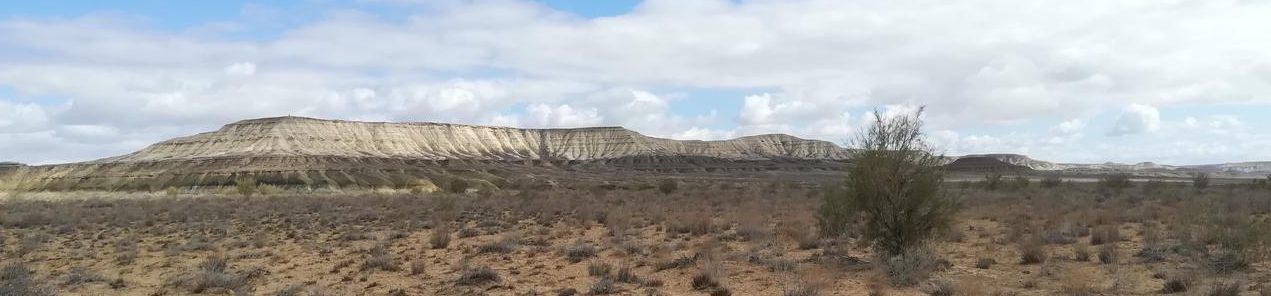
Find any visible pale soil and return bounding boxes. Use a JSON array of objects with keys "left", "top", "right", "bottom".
[{"left": 3, "top": 185, "right": 1269, "bottom": 296}]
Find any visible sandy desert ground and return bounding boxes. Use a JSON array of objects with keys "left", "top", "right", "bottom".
[{"left": 1, "top": 179, "right": 1269, "bottom": 296}]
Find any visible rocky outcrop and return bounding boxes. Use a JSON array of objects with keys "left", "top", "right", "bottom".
[{"left": 1, "top": 116, "right": 850, "bottom": 191}]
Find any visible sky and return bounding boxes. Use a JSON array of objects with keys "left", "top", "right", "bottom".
[{"left": 1, "top": 0, "right": 1270, "bottom": 165}]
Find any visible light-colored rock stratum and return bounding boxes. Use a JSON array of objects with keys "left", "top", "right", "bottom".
[
  {"left": 0, "top": 116, "right": 850, "bottom": 191},
  {"left": 102, "top": 116, "right": 850, "bottom": 162}
]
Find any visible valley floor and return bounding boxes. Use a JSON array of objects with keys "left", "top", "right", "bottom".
[{"left": 1, "top": 182, "right": 1269, "bottom": 295}]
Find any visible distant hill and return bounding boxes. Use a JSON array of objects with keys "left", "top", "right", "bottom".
[
  {"left": 0, "top": 116, "right": 850, "bottom": 191},
  {"left": 948, "top": 154, "right": 1271, "bottom": 178},
  {"left": 3, "top": 117, "right": 1266, "bottom": 192}
]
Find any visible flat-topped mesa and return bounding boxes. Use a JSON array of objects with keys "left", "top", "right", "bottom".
[
  {"left": 3, "top": 116, "right": 850, "bottom": 191},
  {"left": 99, "top": 116, "right": 850, "bottom": 163}
]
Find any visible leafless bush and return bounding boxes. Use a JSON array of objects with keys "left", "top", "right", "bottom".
[
  {"left": 589, "top": 277, "right": 617, "bottom": 295},
  {"left": 166, "top": 255, "right": 250, "bottom": 294},
  {"left": 1207, "top": 251, "right": 1249, "bottom": 275},
  {"left": 690, "top": 267, "right": 723, "bottom": 291},
  {"left": 587, "top": 261, "right": 613, "bottom": 277},
  {"left": 455, "top": 266, "right": 499, "bottom": 286},
  {"left": 1097, "top": 244, "right": 1117, "bottom": 264},
  {"left": 271, "top": 285, "right": 305, "bottom": 296},
  {"left": 614, "top": 265, "right": 638, "bottom": 283},
  {"left": 1073, "top": 244, "right": 1090, "bottom": 262},
  {"left": 1160, "top": 273, "right": 1194, "bottom": 294},
  {"left": 430, "top": 222, "right": 452, "bottom": 249},
  {"left": 783, "top": 285, "right": 819, "bottom": 296},
  {"left": 457, "top": 228, "right": 479, "bottom": 238},
  {"left": 1018, "top": 239, "right": 1047, "bottom": 265},
  {"left": 1090, "top": 226, "right": 1120, "bottom": 245},
  {"left": 478, "top": 234, "right": 520, "bottom": 254},
  {"left": 1207, "top": 281, "right": 1241, "bottom": 296},
  {"left": 667, "top": 212, "right": 712, "bottom": 236},
  {"left": 654, "top": 254, "right": 699, "bottom": 271},
  {"left": 0, "top": 262, "right": 56, "bottom": 296},
  {"left": 14, "top": 232, "right": 50, "bottom": 257},
  {"left": 880, "top": 246, "right": 942, "bottom": 287},
  {"left": 61, "top": 266, "right": 104, "bottom": 286},
  {"left": 922, "top": 278, "right": 956, "bottom": 296},
  {"left": 410, "top": 260, "right": 427, "bottom": 275},
  {"left": 360, "top": 245, "right": 400, "bottom": 272},
  {"left": 974, "top": 257, "right": 996, "bottom": 269},
  {"left": 797, "top": 231, "right": 821, "bottom": 250},
  {"left": 565, "top": 242, "right": 597, "bottom": 263},
  {"left": 734, "top": 223, "right": 771, "bottom": 242},
  {"left": 766, "top": 257, "right": 796, "bottom": 273}
]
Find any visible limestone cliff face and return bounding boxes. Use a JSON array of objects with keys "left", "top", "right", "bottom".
[
  {"left": 1, "top": 116, "right": 848, "bottom": 191},
  {"left": 100, "top": 116, "right": 849, "bottom": 162}
]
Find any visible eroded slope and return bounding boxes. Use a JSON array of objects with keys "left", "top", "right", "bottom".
[{"left": 1, "top": 116, "right": 849, "bottom": 191}]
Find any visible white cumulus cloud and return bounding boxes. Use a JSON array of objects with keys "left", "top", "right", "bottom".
[
  {"left": 224, "top": 62, "right": 256, "bottom": 76},
  {"left": 1107, "top": 104, "right": 1160, "bottom": 136},
  {"left": 1051, "top": 119, "right": 1086, "bottom": 136}
]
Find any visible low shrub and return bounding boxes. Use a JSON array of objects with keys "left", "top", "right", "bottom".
[
  {"left": 881, "top": 247, "right": 941, "bottom": 287},
  {"left": 410, "top": 260, "right": 427, "bottom": 276},
  {"left": 1160, "top": 273, "right": 1193, "bottom": 294},
  {"left": 455, "top": 267, "right": 500, "bottom": 286},
  {"left": 587, "top": 261, "right": 613, "bottom": 277},
  {"left": 783, "top": 285, "right": 819, "bottom": 296},
  {"left": 166, "top": 255, "right": 250, "bottom": 294},
  {"left": 0, "top": 262, "right": 56, "bottom": 296},
  {"left": 565, "top": 242, "right": 597, "bottom": 263},
  {"left": 974, "top": 258, "right": 995, "bottom": 269},
  {"left": 922, "top": 278, "right": 956, "bottom": 296},
  {"left": 1019, "top": 240, "right": 1047, "bottom": 265},
  {"left": 1207, "top": 281, "right": 1241, "bottom": 296},
  {"left": 615, "top": 265, "right": 638, "bottom": 283},
  {"left": 1090, "top": 226, "right": 1120, "bottom": 245},
  {"left": 588, "top": 277, "right": 616, "bottom": 295},
  {"left": 1097, "top": 244, "right": 1117, "bottom": 264},
  {"left": 430, "top": 224, "right": 452, "bottom": 249}
]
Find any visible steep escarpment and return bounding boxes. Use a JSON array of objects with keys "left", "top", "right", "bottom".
[
  {"left": 97, "top": 117, "right": 848, "bottom": 162},
  {"left": 1, "top": 116, "right": 849, "bottom": 191}
]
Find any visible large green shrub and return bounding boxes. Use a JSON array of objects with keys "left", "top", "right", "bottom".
[{"left": 817, "top": 107, "right": 961, "bottom": 256}]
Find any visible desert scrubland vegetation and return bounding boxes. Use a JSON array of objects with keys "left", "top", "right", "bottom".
[
  {"left": 3, "top": 176, "right": 1271, "bottom": 296},
  {"left": 3, "top": 110, "right": 1270, "bottom": 296}
]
